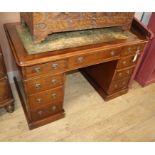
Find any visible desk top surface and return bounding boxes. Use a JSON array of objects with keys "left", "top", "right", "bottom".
[
  {"left": 16, "top": 25, "right": 130, "bottom": 55},
  {"left": 4, "top": 19, "right": 150, "bottom": 67}
]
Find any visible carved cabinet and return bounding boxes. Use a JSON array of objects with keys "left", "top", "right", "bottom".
[{"left": 21, "top": 12, "right": 135, "bottom": 43}]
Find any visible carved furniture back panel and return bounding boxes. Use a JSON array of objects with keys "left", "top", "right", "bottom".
[{"left": 20, "top": 12, "right": 135, "bottom": 43}]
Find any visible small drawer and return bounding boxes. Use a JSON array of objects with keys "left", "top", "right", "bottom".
[
  {"left": 117, "top": 55, "right": 138, "bottom": 69},
  {"left": 24, "top": 59, "right": 67, "bottom": 78},
  {"left": 121, "top": 44, "right": 144, "bottom": 56},
  {"left": 0, "top": 54, "right": 5, "bottom": 78},
  {"left": 31, "top": 103, "right": 63, "bottom": 121},
  {"left": 108, "top": 77, "right": 130, "bottom": 94},
  {"left": 0, "top": 77, "right": 11, "bottom": 103},
  {"left": 113, "top": 68, "right": 134, "bottom": 81},
  {"left": 28, "top": 86, "right": 64, "bottom": 110},
  {"left": 24, "top": 74, "right": 64, "bottom": 94},
  {"left": 68, "top": 48, "right": 120, "bottom": 70}
]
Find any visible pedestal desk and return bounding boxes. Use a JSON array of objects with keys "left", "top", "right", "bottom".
[{"left": 4, "top": 18, "right": 151, "bottom": 129}]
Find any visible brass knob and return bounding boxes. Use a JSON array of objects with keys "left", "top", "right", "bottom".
[
  {"left": 114, "top": 84, "right": 118, "bottom": 88},
  {"left": 77, "top": 56, "right": 84, "bottom": 63},
  {"left": 38, "top": 110, "right": 43, "bottom": 115},
  {"left": 34, "top": 67, "right": 41, "bottom": 73},
  {"left": 35, "top": 83, "right": 41, "bottom": 89},
  {"left": 118, "top": 73, "right": 122, "bottom": 77},
  {"left": 111, "top": 51, "right": 115, "bottom": 56},
  {"left": 36, "top": 98, "right": 42, "bottom": 103},
  {"left": 52, "top": 105, "right": 57, "bottom": 111},
  {"left": 51, "top": 79, "right": 57, "bottom": 85},
  {"left": 122, "top": 61, "right": 127, "bottom": 65},
  {"left": 122, "top": 81, "right": 126, "bottom": 85},
  {"left": 126, "top": 70, "right": 130, "bottom": 74},
  {"left": 36, "top": 23, "right": 47, "bottom": 29},
  {"left": 52, "top": 63, "right": 59, "bottom": 69},
  {"left": 52, "top": 93, "right": 57, "bottom": 99}
]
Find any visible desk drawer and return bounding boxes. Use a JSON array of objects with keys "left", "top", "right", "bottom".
[
  {"left": 24, "top": 59, "right": 67, "bottom": 78},
  {"left": 28, "top": 86, "right": 64, "bottom": 110},
  {"left": 31, "top": 103, "right": 63, "bottom": 121},
  {"left": 68, "top": 48, "right": 120, "bottom": 70},
  {"left": 0, "top": 54, "right": 5, "bottom": 78},
  {"left": 24, "top": 74, "right": 64, "bottom": 94},
  {"left": 117, "top": 55, "right": 138, "bottom": 69},
  {"left": 113, "top": 67, "right": 134, "bottom": 81},
  {"left": 109, "top": 77, "right": 130, "bottom": 94},
  {"left": 121, "top": 44, "right": 144, "bottom": 56},
  {"left": 0, "top": 77, "right": 11, "bottom": 103}
]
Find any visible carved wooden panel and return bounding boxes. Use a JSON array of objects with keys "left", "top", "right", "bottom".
[{"left": 20, "top": 12, "right": 135, "bottom": 43}]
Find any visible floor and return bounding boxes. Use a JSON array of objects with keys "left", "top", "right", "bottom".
[{"left": 0, "top": 71, "right": 155, "bottom": 142}]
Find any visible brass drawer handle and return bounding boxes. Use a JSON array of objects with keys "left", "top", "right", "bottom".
[
  {"left": 38, "top": 110, "right": 43, "bottom": 115},
  {"left": 132, "top": 48, "right": 141, "bottom": 62},
  {"left": 122, "top": 81, "right": 126, "bottom": 85},
  {"left": 118, "top": 73, "right": 122, "bottom": 77},
  {"left": 122, "top": 61, "right": 127, "bottom": 65},
  {"left": 34, "top": 67, "right": 41, "bottom": 73},
  {"left": 52, "top": 63, "right": 59, "bottom": 69},
  {"left": 36, "top": 23, "right": 47, "bottom": 30},
  {"left": 36, "top": 98, "right": 42, "bottom": 103},
  {"left": 114, "top": 84, "right": 118, "bottom": 88},
  {"left": 110, "top": 51, "right": 115, "bottom": 56},
  {"left": 126, "top": 70, "right": 130, "bottom": 74},
  {"left": 51, "top": 93, "right": 57, "bottom": 99},
  {"left": 52, "top": 105, "right": 57, "bottom": 111},
  {"left": 51, "top": 79, "right": 57, "bottom": 85},
  {"left": 77, "top": 56, "right": 84, "bottom": 63},
  {"left": 35, "top": 83, "right": 41, "bottom": 89}
]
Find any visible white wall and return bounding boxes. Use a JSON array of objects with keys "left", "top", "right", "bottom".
[{"left": 135, "top": 12, "right": 152, "bottom": 26}]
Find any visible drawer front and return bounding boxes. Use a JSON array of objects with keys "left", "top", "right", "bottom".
[
  {"left": 113, "top": 67, "right": 134, "bottom": 81},
  {"left": 28, "top": 86, "right": 64, "bottom": 110},
  {"left": 0, "top": 54, "right": 5, "bottom": 78},
  {"left": 24, "top": 74, "right": 64, "bottom": 94},
  {"left": 68, "top": 48, "right": 120, "bottom": 70},
  {"left": 121, "top": 44, "right": 144, "bottom": 56},
  {"left": 109, "top": 77, "right": 130, "bottom": 94},
  {"left": 117, "top": 56, "right": 138, "bottom": 69},
  {"left": 31, "top": 103, "right": 63, "bottom": 121},
  {"left": 24, "top": 60, "right": 67, "bottom": 78},
  {"left": 0, "top": 77, "right": 11, "bottom": 103}
]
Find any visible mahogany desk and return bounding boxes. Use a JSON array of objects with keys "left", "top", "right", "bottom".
[{"left": 4, "top": 18, "right": 151, "bottom": 129}]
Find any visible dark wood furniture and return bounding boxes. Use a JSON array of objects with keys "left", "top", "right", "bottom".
[
  {"left": 4, "top": 18, "right": 151, "bottom": 129},
  {"left": 135, "top": 13, "right": 155, "bottom": 86},
  {"left": 0, "top": 46, "right": 14, "bottom": 112},
  {"left": 21, "top": 12, "right": 135, "bottom": 43}
]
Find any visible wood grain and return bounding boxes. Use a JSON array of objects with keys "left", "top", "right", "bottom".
[{"left": 21, "top": 12, "right": 135, "bottom": 43}]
